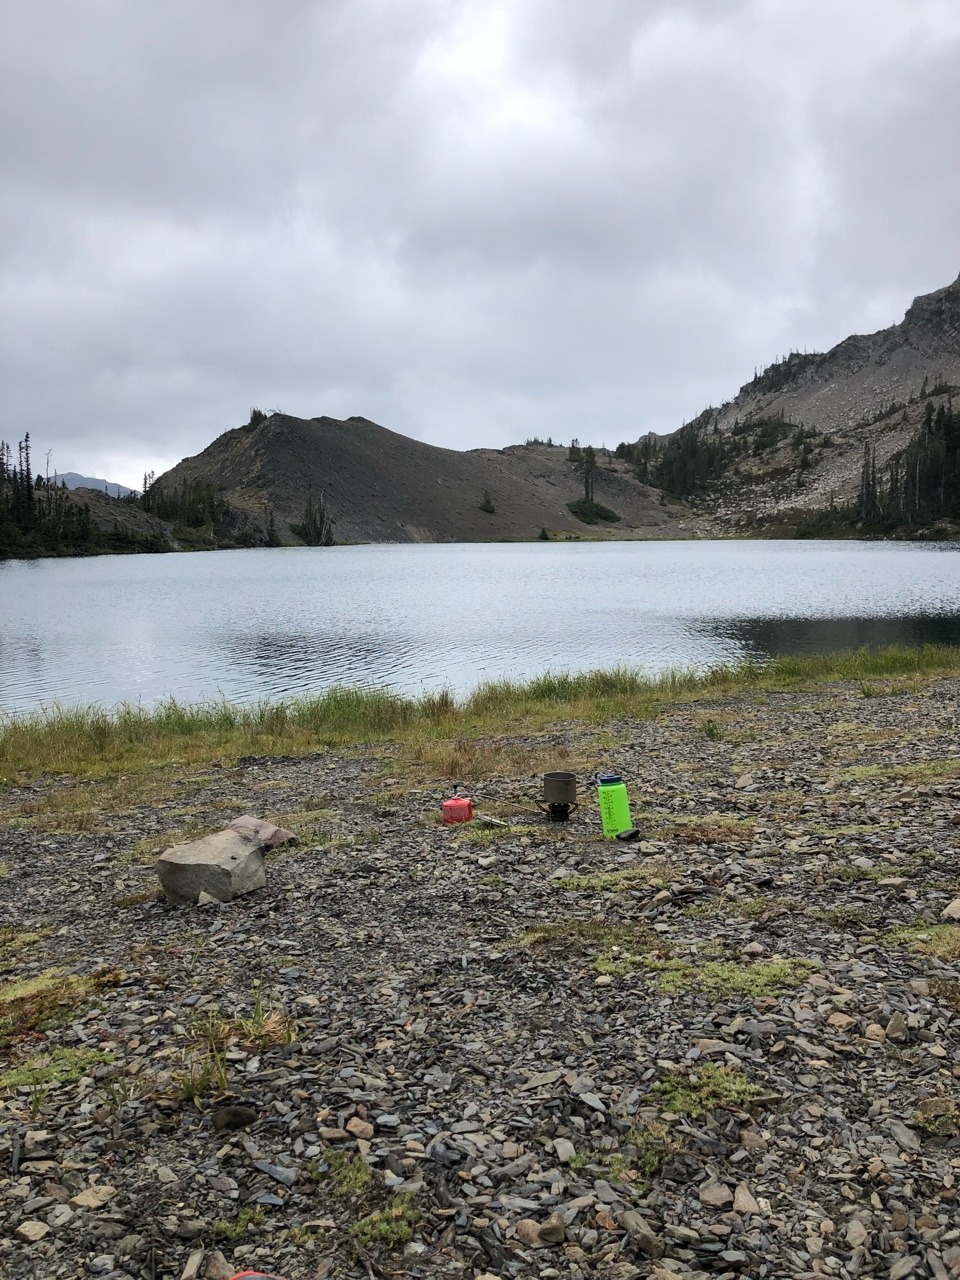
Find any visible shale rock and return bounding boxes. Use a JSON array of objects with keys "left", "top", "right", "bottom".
[{"left": 156, "top": 829, "right": 266, "bottom": 904}]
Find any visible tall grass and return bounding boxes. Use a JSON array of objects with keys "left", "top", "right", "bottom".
[{"left": 1, "top": 644, "right": 957, "bottom": 781}]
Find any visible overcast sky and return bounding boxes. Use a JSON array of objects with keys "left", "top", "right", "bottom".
[{"left": 3, "top": 0, "right": 959, "bottom": 488}]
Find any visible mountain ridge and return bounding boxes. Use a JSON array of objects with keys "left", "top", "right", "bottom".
[{"left": 153, "top": 413, "right": 698, "bottom": 545}]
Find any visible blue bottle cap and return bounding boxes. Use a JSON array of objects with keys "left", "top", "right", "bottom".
[{"left": 598, "top": 773, "right": 622, "bottom": 785}]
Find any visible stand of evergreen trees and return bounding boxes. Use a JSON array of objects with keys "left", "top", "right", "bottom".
[
  {"left": 1, "top": 435, "right": 96, "bottom": 558},
  {"left": 857, "top": 399, "right": 960, "bottom": 529},
  {"left": 0, "top": 435, "right": 173, "bottom": 560}
]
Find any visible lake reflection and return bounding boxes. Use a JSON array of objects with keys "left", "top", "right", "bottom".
[{"left": 1, "top": 540, "right": 959, "bottom": 711}]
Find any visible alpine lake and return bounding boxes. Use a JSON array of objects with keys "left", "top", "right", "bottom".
[{"left": 2, "top": 539, "right": 960, "bottom": 713}]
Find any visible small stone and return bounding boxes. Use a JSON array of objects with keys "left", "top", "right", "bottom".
[
  {"left": 864, "top": 1023, "right": 886, "bottom": 1042},
  {"left": 917, "top": 1097, "right": 956, "bottom": 1118},
  {"left": 71, "top": 1184, "right": 117, "bottom": 1209},
  {"left": 553, "top": 1137, "right": 577, "bottom": 1164},
  {"left": 889, "top": 1257, "right": 919, "bottom": 1280},
  {"left": 741, "top": 941, "right": 765, "bottom": 957},
  {"left": 699, "top": 1179, "right": 733, "bottom": 1208},
  {"left": 346, "top": 1116, "right": 374, "bottom": 1141},
  {"left": 846, "top": 1219, "right": 869, "bottom": 1247},
  {"left": 888, "top": 1119, "right": 921, "bottom": 1152},
  {"left": 212, "top": 1105, "right": 257, "bottom": 1132},
  {"left": 227, "top": 814, "right": 296, "bottom": 849},
  {"left": 595, "top": 1209, "right": 619, "bottom": 1231},
  {"left": 620, "top": 1210, "right": 664, "bottom": 1258},
  {"left": 740, "top": 1130, "right": 768, "bottom": 1152},
  {"left": 733, "top": 1182, "right": 761, "bottom": 1215},
  {"left": 515, "top": 1218, "right": 542, "bottom": 1246},
  {"left": 735, "top": 774, "right": 754, "bottom": 789},
  {"left": 886, "top": 1011, "right": 909, "bottom": 1043},
  {"left": 828, "top": 1012, "right": 857, "bottom": 1031},
  {"left": 940, "top": 897, "right": 960, "bottom": 921},
  {"left": 203, "top": 1251, "right": 234, "bottom": 1280},
  {"left": 15, "top": 1220, "right": 49, "bottom": 1243},
  {"left": 595, "top": 974, "right": 613, "bottom": 986},
  {"left": 181, "top": 1249, "right": 205, "bottom": 1280},
  {"left": 538, "top": 1211, "right": 566, "bottom": 1244}
]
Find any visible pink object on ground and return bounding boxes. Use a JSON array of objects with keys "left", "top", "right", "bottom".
[
  {"left": 227, "top": 815, "right": 296, "bottom": 849},
  {"left": 442, "top": 795, "right": 473, "bottom": 823}
]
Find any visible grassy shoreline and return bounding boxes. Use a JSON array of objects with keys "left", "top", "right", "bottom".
[{"left": 2, "top": 643, "right": 959, "bottom": 782}]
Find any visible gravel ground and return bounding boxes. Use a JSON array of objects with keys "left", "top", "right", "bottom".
[{"left": 1, "top": 680, "right": 959, "bottom": 1280}]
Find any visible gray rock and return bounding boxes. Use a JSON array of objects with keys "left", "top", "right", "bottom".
[
  {"left": 886, "top": 1010, "right": 909, "bottom": 1043},
  {"left": 227, "top": 814, "right": 296, "bottom": 849},
  {"left": 888, "top": 1119, "right": 921, "bottom": 1152},
  {"left": 699, "top": 1179, "right": 733, "bottom": 1208},
  {"left": 156, "top": 830, "right": 266, "bottom": 904},
  {"left": 553, "top": 1137, "right": 577, "bottom": 1164}
]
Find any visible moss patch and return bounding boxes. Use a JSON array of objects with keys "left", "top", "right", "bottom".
[
  {"left": 0, "top": 1046, "right": 113, "bottom": 1091},
  {"left": 595, "top": 952, "right": 815, "bottom": 996},
  {"left": 0, "top": 967, "right": 120, "bottom": 1053},
  {"left": 351, "top": 1193, "right": 420, "bottom": 1248},
  {"left": 552, "top": 862, "right": 670, "bottom": 893},
  {"left": 881, "top": 922, "right": 960, "bottom": 960},
  {"left": 651, "top": 1064, "right": 763, "bottom": 1116}
]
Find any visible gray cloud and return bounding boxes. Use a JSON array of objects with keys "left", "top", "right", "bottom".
[{"left": 2, "top": 0, "right": 959, "bottom": 485}]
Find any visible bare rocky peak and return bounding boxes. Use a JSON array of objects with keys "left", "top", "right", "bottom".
[{"left": 717, "top": 272, "right": 960, "bottom": 438}]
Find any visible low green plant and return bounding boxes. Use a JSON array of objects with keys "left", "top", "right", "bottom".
[
  {"left": 517, "top": 919, "right": 656, "bottom": 950},
  {"left": 324, "top": 1150, "right": 374, "bottom": 1197},
  {"left": 826, "top": 862, "right": 911, "bottom": 883},
  {"left": 478, "top": 874, "right": 503, "bottom": 887},
  {"left": 881, "top": 922, "right": 960, "bottom": 960},
  {"left": 551, "top": 862, "right": 670, "bottom": 893},
  {"left": 814, "top": 904, "right": 867, "bottom": 928},
  {"left": 351, "top": 1193, "right": 420, "bottom": 1248},
  {"left": 597, "top": 953, "right": 814, "bottom": 996},
  {"left": 0, "top": 967, "right": 116, "bottom": 1053},
  {"left": 651, "top": 1064, "right": 763, "bottom": 1117},
  {"left": 214, "top": 1206, "right": 264, "bottom": 1240},
  {"left": 171, "top": 1046, "right": 228, "bottom": 1107},
  {"left": 699, "top": 717, "right": 724, "bottom": 741},
  {"left": 0, "top": 1046, "right": 112, "bottom": 1093}
]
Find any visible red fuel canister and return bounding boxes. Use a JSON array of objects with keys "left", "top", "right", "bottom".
[{"left": 442, "top": 795, "right": 473, "bottom": 823}]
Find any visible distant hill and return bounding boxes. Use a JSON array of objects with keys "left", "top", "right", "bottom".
[
  {"left": 153, "top": 414, "right": 697, "bottom": 545},
  {"left": 59, "top": 472, "right": 133, "bottom": 497},
  {"left": 620, "top": 272, "right": 960, "bottom": 534}
]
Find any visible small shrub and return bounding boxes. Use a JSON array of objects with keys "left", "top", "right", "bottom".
[
  {"left": 351, "top": 1194, "right": 420, "bottom": 1248},
  {"left": 567, "top": 498, "right": 621, "bottom": 525},
  {"left": 214, "top": 1206, "right": 264, "bottom": 1240}
]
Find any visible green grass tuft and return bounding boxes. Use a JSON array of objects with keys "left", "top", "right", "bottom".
[
  {"left": 651, "top": 1063, "right": 763, "bottom": 1116},
  {"left": 4, "top": 645, "right": 960, "bottom": 781}
]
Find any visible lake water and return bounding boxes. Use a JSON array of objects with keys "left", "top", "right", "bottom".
[{"left": 2, "top": 540, "right": 960, "bottom": 712}]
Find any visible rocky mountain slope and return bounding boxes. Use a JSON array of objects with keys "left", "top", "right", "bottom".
[
  {"left": 154, "top": 415, "right": 698, "bottom": 545},
  {"left": 632, "top": 272, "right": 960, "bottom": 532}
]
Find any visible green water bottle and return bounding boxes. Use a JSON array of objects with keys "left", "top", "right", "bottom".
[{"left": 597, "top": 772, "right": 632, "bottom": 838}]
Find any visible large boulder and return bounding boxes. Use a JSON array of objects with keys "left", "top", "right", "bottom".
[{"left": 156, "top": 829, "right": 267, "bottom": 905}]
